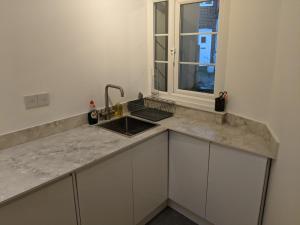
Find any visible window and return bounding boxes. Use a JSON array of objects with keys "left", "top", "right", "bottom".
[
  {"left": 150, "top": 0, "right": 224, "bottom": 109},
  {"left": 154, "top": 1, "right": 169, "bottom": 92},
  {"left": 177, "top": 1, "right": 219, "bottom": 94}
]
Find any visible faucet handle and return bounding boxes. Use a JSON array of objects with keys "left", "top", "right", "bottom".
[
  {"left": 97, "top": 109, "right": 105, "bottom": 122},
  {"left": 99, "top": 107, "right": 115, "bottom": 121}
]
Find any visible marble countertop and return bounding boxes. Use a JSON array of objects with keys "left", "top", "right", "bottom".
[
  {"left": 0, "top": 109, "right": 277, "bottom": 206},
  {"left": 161, "top": 111, "right": 277, "bottom": 159}
]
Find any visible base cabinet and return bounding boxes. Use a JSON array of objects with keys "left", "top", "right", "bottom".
[
  {"left": 76, "top": 132, "right": 168, "bottom": 225},
  {"left": 132, "top": 132, "right": 168, "bottom": 224},
  {"left": 169, "top": 131, "right": 210, "bottom": 218},
  {"left": 77, "top": 152, "right": 134, "bottom": 225},
  {"left": 0, "top": 177, "right": 77, "bottom": 225},
  {"left": 169, "top": 132, "right": 269, "bottom": 225},
  {"left": 206, "top": 144, "right": 268, "bottom": 225}
]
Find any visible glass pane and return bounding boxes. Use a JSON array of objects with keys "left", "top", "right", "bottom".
[
  {"left": 180, "top": 35, "right": 199, "bottom": 62},
  {"left": 179, "top": 64, "right": 215, "bottom": 93},
  {"left": 180, "top": 34, "right": 217, "bottom": 64},
  {"left": 155, "top": 37, "right": 168, "bottom": 61},
  {"left": 181, "top": 0, "right": 219, "bottom": 33},
  {"left": 154, "top": 1, "right": 168, "bottom": 34},
  {"left": 154, "top": 63, "right": 168, "bottom": 91}
]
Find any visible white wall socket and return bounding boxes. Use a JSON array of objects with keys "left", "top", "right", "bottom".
[
  {"left": 24, "top": 93, "right": 50, "bottom": 109},
  {"left": 24, "top": 95, "right": 38, "bottom": 109},
  {"left": 37, "top": 93, "right": 50, "bottom": 107}
]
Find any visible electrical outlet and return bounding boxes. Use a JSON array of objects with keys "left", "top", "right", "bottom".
[
  {"left": 24, "top": 95, "right": 38, "bottom": 109},
  {"left": 37, "top": 93, "right": 50, "bottom": 107}
]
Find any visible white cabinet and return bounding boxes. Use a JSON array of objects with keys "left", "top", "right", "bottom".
[
  {"left": 77, "top": 151, "right": 133, "bottom": 225},
  {"left": 0, "top": 176, "right": 77, "bottom": 225},
  {"left": 76, "top": 132, "right": 169, "bottom": 225},
  {"left": 132, "top": 132, "right": 168, "bottom": 224},
  {"left": 169, "top": 131, "right": 210, "bottom": 218},
  {"left": 169, "top": 132, "right": 269, "bottom": 225},
  {"left": 206, "top": 143, "right": 268, "bottom": 225}
]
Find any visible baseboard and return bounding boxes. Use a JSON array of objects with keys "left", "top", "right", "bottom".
[
  {"left": 168, "top": 200, "right": 213, "bottom": 225},
  {"left": 136, "top": 200, "right": 168, "bottom": 225}
]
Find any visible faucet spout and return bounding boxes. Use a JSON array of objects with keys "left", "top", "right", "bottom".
[{"left": 119, "top": 88, "right": 125, "bottom": 97}]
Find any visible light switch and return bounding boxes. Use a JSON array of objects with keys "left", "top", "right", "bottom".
[
  {"left": 37, "top": 93, "right": 50, "bottom": 107},
  {"left": 24, "top": 95, "right": 38, "bottom": 109}
]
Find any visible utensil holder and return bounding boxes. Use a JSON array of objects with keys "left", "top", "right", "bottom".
[{"left": 215, "top": 97, "right": 226, "bottom": 112}]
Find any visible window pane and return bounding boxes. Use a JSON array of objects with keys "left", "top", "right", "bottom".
[
  {"left": 180, "top": 0, "right": 219, "bottom": 33},
  {"left": 154, "top": 1, "right": 168, "bottom": 34},
  {"left": 180, "top": 34, "right": 217, "bottom": 64},
  {"left": 155, "top": 37, "right": 168, "bottom": 61},
  {"left": 154, "top": 63, "right": 168, "bottom": 91},
  {"left": 179, "top": 64, "right": 215, "bottom": 93},
  {"left": 180, "top": 35, "right": 199, "bottom": 62}
]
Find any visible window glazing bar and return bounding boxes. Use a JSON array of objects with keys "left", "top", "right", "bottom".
[
  {"left": 179, "top": 62, "right": 216, "bottom": 66},
  {"left": 154, "top": 34, "right": 168, "bottom": 37},
  {"left": 180, "top": 32, "right": 218, "bottom": 36},
  {"left": 155, "top": 60, "right": 169, "bottom": 64}
]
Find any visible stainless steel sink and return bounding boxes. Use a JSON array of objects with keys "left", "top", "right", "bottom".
[{"left": 98, "top": 116, "right": 158, "bottom": 137}]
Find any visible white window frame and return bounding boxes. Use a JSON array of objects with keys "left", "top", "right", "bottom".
[
  {"left": 153, "top": 1, "right": 169, "bottom": 92},
  {"left": 200, "top": 1, "right": 214, "bottom": 7},
  {"left": 147, "top": 0, "right": 229, "bottom": 111}
]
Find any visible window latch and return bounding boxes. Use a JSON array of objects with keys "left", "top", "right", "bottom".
[
  {"left": 170, "top": 48, "right": 176, "bottom": 67},
  {"left": 170, "top": 48, "right": 176, "bottom": 55}
]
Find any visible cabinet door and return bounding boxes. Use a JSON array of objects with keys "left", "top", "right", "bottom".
[
  {"left": 169, "top": 131, "right": 210, "bottom": 218},
  {"left": 77, "top": 151, "right": 133, "bottom": 225},
  {"left": 0, "top": 177, "right": 77, "bottom": 225},
  {"left": 206, "top": 144, "right": 268, "bottom": 225},
  {"left": 132, "top": 132, "right": 168, "bottom": 224}
]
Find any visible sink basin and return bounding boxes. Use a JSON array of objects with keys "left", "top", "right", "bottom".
[{"left": 98, "top": 116, "right": 158, "bottom": 137}]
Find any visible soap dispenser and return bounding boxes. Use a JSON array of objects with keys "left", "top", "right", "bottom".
[{"left": 88, "top": 100, "right": 98, "bottom": 125}]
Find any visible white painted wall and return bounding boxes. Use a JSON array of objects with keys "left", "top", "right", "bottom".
[
  {"left": 224, "top": 0, "right": 281, "bottom": 122},
  {"left": 263, "top": 1, "right": 300, "bottom": 224},
  {"left": 0, "top": 0, "right": 287, "bottom": 134},
  {"left": 220, "top": 1, "right": 300, "bottom": 224},
  {"left": 0, "top": 0, "right": 148, "bottom": 135}
]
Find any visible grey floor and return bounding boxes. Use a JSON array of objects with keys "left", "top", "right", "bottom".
[{"left": 146, "top": 207, "right": 197, "bottom": 225}]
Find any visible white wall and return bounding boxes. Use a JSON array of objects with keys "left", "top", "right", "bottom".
[
  {"left": 224, "top": 0, "right": 281, "bottom": 122},
  {"left": 0, "top": 0, "right": 286, "bottom": 135},
  {"left": 0, "top": 0, "right": 148, "bottom": 135},
  {"left": 222, "top": 1, "right": 300, "bottom": 224},
  {"left": 263, "top": 1, "right": 300, "bottom": 224}
]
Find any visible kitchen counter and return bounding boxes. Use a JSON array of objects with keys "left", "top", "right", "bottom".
[
  {"left": 161, "top": 114, "right": 276, "bottom": 160},
  {"left": 0, "top": 107, "right": 278, "bottom": 206}
]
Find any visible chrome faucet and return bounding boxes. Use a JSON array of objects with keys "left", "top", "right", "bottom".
[{"left": 103, "top": 84, "right": 125, "bottom": 120}]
